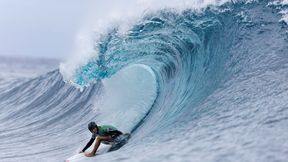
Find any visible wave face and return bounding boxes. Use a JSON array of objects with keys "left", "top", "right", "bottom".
[{"left": 1, "top": 1, "right": 288, "bottom": 162}]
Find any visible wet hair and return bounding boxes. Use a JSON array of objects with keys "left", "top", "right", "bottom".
[{"left": 88, "top": 122, "right": 97, "bottom": 132}]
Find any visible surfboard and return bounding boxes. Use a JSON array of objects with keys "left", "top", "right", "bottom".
[
  {"left": 65, "top": 144, "right": 110, "bottom": 162},
  {"left": 65, "top": 144, "right": 111, "bottom": 162},
  {"left": 65, "top": 133, "right": 131, "bottom": 162}
]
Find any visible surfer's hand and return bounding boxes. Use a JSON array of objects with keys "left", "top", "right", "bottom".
[{"left": 84, "top": 152, "right": 95, "bottom": 157}]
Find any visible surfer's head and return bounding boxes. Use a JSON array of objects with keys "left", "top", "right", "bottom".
[{"left": 88, "top": 122, "right": 98, "bottom": 133}]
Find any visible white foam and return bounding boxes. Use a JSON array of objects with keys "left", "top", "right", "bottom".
[
  {"left": 280, "top": 9, "right": 288, "bottom": 23},
  {"left": 60, "top": 0, "right": 231, "bottom": 84},
  {"left": 268, "top": 0, "right": 288, "bottom": 25}
]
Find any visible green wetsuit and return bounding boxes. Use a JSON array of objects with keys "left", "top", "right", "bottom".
[
  {"left": 95, "top": 125, "right": 117, "bottom": 137},
  {"left": 82, "top": 125, "right": 122, "bottom": 152}
]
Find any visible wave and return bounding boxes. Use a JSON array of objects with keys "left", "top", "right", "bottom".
[{"left": 1, "top": 0, "right": 288, "bottom": 161}]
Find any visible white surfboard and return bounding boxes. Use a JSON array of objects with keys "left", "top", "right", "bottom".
[
  {"left": 65, "top": 134, "right": 130, "bottom": 162},
  {"left": 65, "top": 144, "right": 111, "bottom": 162}
]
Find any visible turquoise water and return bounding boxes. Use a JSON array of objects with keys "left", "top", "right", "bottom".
[{"left": 0, "top": 1, "right": 288, "bottom": 161}]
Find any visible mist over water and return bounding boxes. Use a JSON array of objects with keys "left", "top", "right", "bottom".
[{"left": 0, "top": 0, "right": 288, "bottom": 162}]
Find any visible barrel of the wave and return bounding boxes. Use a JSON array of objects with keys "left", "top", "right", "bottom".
[{"left": 65, "top": 64, "right": 158, "bottom": 161}]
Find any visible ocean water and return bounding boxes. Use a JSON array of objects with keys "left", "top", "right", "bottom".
[{"left": 1, "top": 0, "right": 288, "bottom": 162}]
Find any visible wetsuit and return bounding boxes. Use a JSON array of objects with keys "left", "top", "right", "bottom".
[{"left": 82, "top": 125, "right": 123, "bottom": 152}]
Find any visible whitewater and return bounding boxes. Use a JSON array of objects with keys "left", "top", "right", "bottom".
[{"left": 1, "top": 0, "right": 288, "bottom": 161}]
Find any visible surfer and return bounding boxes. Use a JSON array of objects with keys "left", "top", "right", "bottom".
[{"left": 79, "top": 122, "right": 123, "bottom": 157}]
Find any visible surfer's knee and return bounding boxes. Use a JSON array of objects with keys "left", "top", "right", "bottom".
[{"left": 96, "top": 136, "right": 101, "bottom": 141}]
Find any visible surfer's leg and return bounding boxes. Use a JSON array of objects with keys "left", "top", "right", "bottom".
[{"left": 101, "top": 140, "right": 113, "bottom": 145}]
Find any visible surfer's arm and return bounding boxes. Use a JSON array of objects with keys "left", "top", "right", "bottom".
[
  {"left": 80, "top": 137, "right": 95, "bottom": 153},
  {"left": 84, "top": 136, "right": 113, "bottom": 157}
]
